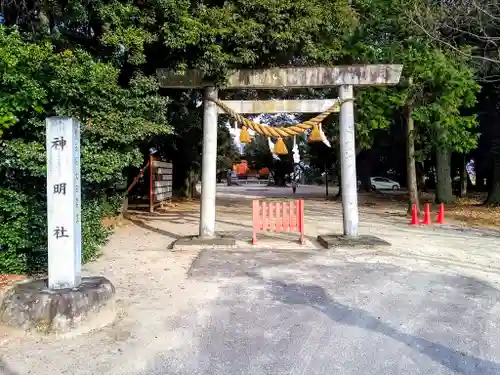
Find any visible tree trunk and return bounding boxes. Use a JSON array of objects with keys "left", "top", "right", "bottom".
[
  {"left": 485, "top": 139, "right": 500, "bottom": 205},
  {"left": 459, "top": 155, "right": 467, "bottom": 198},
  {"left": 192, "top": 171, "right": 200, "bottom": 197},
  {"left": 173, "top": 163, "right": 198, "bottom": 199},
  {"left": 405, "top": 105, "right": 419, "bottom": 213},
  {"left": 335, "top": 146, "right": 342, "bottom": 199},
  {"left": 417, "top": 162, "right": 427, "bottom": 192},
  {"left": 435, "top": 148, "right": 456, "bottom": 204},
  {"left": 324, "top": 164, "right": 329, "bottom": 197},
  {"left": 335, "top": 164, "right": 342, "bottom": 199},
  {"left": 476, "top": 171, "right": 486, "bottom": 191},
  {"left": 357, "top": 152, "right": 373, "bottom": 192}
]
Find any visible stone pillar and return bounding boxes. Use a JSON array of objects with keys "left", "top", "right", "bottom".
[
  {"left": 46, "top": 117, "right": 82, "bottom": 289},
  {"left": 199, "top": 86, "right": 218, "bottom": 238},
  {"left": 338, "top": 85, "right": 359, "bottom": 237}
]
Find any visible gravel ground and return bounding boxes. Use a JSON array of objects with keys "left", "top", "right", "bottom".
[{"left": 1, "top": 185, "right": 499, "bottom": 375}]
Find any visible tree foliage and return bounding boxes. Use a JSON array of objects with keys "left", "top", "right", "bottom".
[
  {"left": 1, "top": 0, "right": 499, "bottom": 273},
  {"left": 0, "top": 27, "right": 169, "bottom": 273},
  {"left": 348, "top": 0, "right": 479, "bottom": 153}
]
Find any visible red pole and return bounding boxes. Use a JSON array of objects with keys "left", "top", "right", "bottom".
[
  {"left": 299, "top": 200, "right": 305, "bottom": 244},
  {"left": 127, "top": 161, "right": 150, "bottom": 194},
  {"left": 149, "top": 154, "right": 154, "bottom": 213}
]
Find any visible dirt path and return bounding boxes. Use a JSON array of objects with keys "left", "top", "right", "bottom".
[{"left": 0, "top": 222, "right": 219, "bottom": 375}]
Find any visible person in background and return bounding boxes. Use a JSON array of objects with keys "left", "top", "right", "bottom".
[{"left": 291, "top": 180, "right": 297, "bottom": 194}]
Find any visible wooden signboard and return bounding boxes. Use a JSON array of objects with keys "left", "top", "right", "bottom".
[{"left": 150, "top": 159, "right": 173, "bottom": 211}]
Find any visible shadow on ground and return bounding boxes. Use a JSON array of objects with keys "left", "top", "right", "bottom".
[
  {"left": 127, "top": 211, "right": 321, "bottom": 247},
  {"left": 260, "top": 276, "right": 500, "bottom": 375},
  {"left": 139, "top": 250, "right": 500, "bottom": 375}
]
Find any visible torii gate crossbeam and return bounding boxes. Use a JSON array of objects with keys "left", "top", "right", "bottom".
[{"left": 157, "top": 65, "right": 402, "bottom": 241}]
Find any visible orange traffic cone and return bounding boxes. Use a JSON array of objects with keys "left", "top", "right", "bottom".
[
  {"left": 436, "top": 203, "right": 445, "bottom": 224},
  {"left": 409, "top": 204, "right": 419, "bottom": 225},
  {"left": 422, "top": 203, "right": 431, "bottom": 225}
]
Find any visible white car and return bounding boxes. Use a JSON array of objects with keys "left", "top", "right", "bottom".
[{"left": 370, "top": 176, "right": 400, "bottom": 190}]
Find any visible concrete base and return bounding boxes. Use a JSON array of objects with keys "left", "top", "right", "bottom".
[
  {"left": 317, "top": 234, "right": 391, "bottom": 249},
  {"left": 170, "top": 234, "right": 237, "bottom": 250},
  {"left": 0, "top": 276, "right": 115, "bottom": 334}
]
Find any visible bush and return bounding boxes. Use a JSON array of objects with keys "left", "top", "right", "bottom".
[
  {"left": 0, "top": 189, "right": 46, "bottom": 274},
  {"left": 81, "top": 195, "right": 124, "bottom": 263},
  {"left": 0, "top": 27, "right": 169, "bottom": 274},
  {"left": 0, "top": 188, "right": 124, "bottom": 274}
]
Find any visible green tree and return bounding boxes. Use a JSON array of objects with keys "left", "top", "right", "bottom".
[
  {"left": 1, "top": 0, "right": 361, "bottom": 199},
  {"left": 217, "top": 124, "right": 240, "bottom": 172},
  {"left": 242, "top": 133, "right": 297, "bottom": 186},
  {"left": 345, "top": 0, "right": 479, "bottom": 208},
  {"left": 0, "top": 27, "right": 169, "bottom": 273},
  {"left": 407, "top": 0, "right": 500, "bottom": 204},
  {"left": 411, "top": 51, "right": 479, "bottom": 203},
  {"left": 243, "top": 135, "right": 275, "bottom": 174}
]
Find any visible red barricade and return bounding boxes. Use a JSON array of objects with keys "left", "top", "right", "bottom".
[{"left": 252, "top": 200, "right": 305, "bottom": 245}]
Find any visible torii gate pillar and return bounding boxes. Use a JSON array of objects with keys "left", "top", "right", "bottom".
[
  {"left": 158, "top": 65, "right": 402, "bottom": 241},
  {"left": 200, "top": 86, "right": 218, "bottom": 238},
  {"left": 338, "top": 84, "right": 358, "bottom": 236}
]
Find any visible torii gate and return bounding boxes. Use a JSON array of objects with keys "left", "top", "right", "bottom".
[{"left": 157, "top": 65, "right": 402, "bottom": 242}]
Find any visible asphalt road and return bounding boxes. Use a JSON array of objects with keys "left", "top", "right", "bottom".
[
  {"left": 215, "top": 182, "right": 408, "bottom": 199},
  {"left": 138, "top": 248, "right": 500, "bottom": 375}
]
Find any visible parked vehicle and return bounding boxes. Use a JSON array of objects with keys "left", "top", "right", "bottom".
[{"left": 370, "top": 176, "right": 400, "bottom": 191}]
